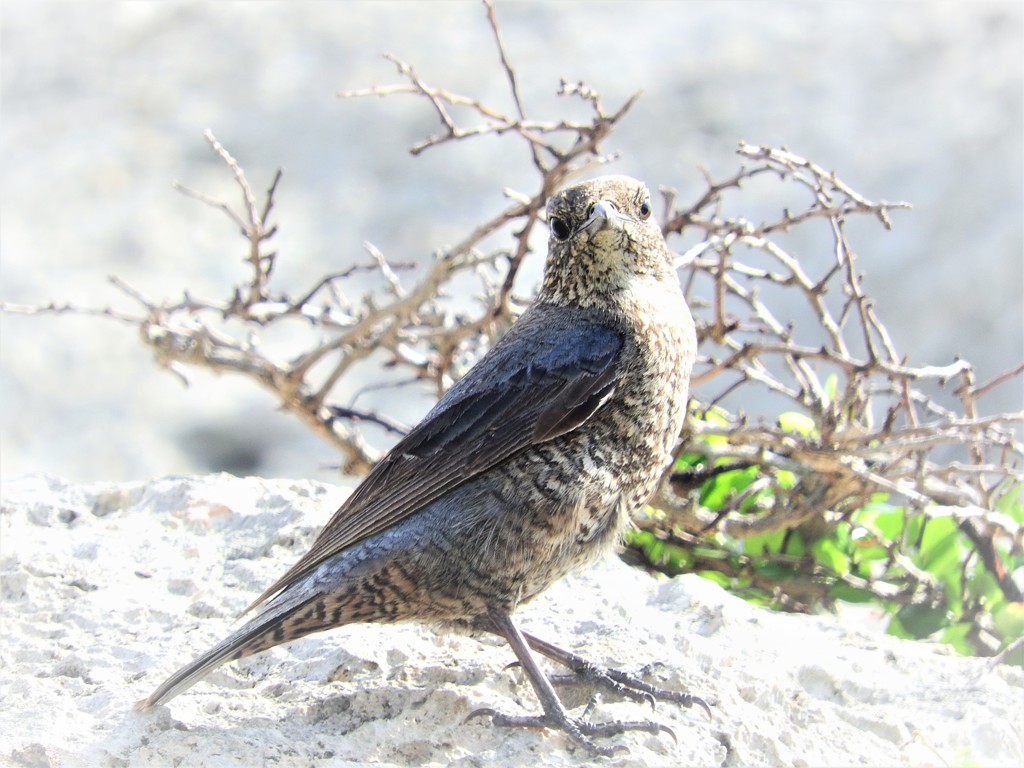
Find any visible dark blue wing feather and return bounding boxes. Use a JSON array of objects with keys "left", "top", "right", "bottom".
[{"left": 249, "top": 304, "right": 623, "bottom": 609}]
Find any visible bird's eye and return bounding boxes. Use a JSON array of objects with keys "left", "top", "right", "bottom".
[
  {"left": 549, "top": 216, "right": 571, "bottom": 241},
  {"left": 638, "top": 200, "right": 652, "bottom": 220}
]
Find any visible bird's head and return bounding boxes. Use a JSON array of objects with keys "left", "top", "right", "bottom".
[{"left": 540, "top": 176, "right": 675, "bottom": 306}]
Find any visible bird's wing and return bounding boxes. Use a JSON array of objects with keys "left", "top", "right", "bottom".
[{"left": 248, "top": 306, "right": 623, "bottom": 610}]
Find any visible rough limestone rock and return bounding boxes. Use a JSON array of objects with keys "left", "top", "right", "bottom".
[{"left": 1, "top": 474, "right": 1021, "bottom": 767}]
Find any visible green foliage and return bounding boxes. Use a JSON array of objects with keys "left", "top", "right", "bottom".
[{"left": 631, "top": 418, "right": 1024, "bottom": 662}]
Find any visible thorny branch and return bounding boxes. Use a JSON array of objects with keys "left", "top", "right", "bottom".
[
  {"left": 657, "top": 141, "right": 1019, "bottom": 515},
  {"left": 3, "top": 0, "right": 1021, "bottom": 651},
  {"left": 646, "top": 141, "right": 1021, "bottom": 641}
]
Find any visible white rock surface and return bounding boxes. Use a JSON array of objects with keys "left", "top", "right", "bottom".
[{"left": 2, "top": 474, "right": 1021, "bottom": 767}]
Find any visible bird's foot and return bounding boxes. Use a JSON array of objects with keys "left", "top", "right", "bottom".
[
  {"left": 524, "top": 631, "right": 712, "bottom": 717},
  {"left": 468, "top": 695, "right": 675, "bottom": 757},
  {"left": 546, "top": 661, "right": 712, "bottom": 716}
]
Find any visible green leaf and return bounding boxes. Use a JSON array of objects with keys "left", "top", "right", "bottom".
[
  {"left": 700, "top": 465, "right": 759, "bottom": 509},
  {"left": 823, "top": 373, "right": 838, "bottom": 404},
  {"left": 665, "top": 544, "right": 693, "bottom": 571},
  {"left": 778, "top": 411, "right": 817, "bottom": 436},
  {"left": 754, "top": 561, "right": 799, "bottom": 581},
  {"left": 851, "top": 546, "right": 889, "bottom": 577},
  {"left": 811, "top": 538, "right": 851, "bottom": 575},
  {"left": 673, "top": 451, "right": 707, "bottom": 471},
  {"left": 782, "top": 530, "right": 806, "bottom": 557},
  {"left": 692, "top": 544, "right": 730, "bottom": 561},
  {"left": 829, "top": 584, "right": 876, "bottom": 603},
  {"left": 832, "top": 521, "right": 852, "bottom": 551},
  {"left": 918, "top": 514, "right": 961, "bottom": 576},
  {"left": 852, "top": 542, "right": 888, "bottom": 562},
  {"left": 743, "top": 529, "right": 786, "bottom": 556},
  {"left": 693, "top": 407, "right": 731, "bottom": 449},
  {"left": 697, "top": 570, "right": 731, "bottom": 588},
  {"left": 905, "top": 514, "right": 924, "bottom": 550},
  {"left": 886, "top": 614, "right": 912, "bottom": 639},
  {"left": 776, "top": 469, "right": 797, "bottom": 489},
  {"left": 993, "top": 602, "right": 1024, "bottom": 641},
  {"left": 852, "top": 502, "right": 905, "bottom": 540},
  {"left": 965, "top": 565, "right": 1002, "bottom": 606},
  {"left": 624, "top": 528, "right": 651, "bottom": 547},
  {"left": 648, "top": 539, "right": 666, "bottom": 563},
  {"left": 940, "top": 622, "right": 975, "bottom": 655},
  {"left": 701, "top": 406, "right": 730, "bottom": 426},
  {"left": 874, "top": 508, "right": 906, "bottom": 540},
  {"left": 894, "top": 603, "right": 949, "bottom": 639},
  {"left": 738, "top": 486, "right": 768, "bottom": 513}
]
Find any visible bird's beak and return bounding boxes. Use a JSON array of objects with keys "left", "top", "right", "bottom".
[{"left": 581, "top": 200, "right": 628, "bottom": 237}]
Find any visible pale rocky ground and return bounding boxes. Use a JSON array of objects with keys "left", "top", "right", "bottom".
[{"left": 2, "top": 474, "right": 1022, "bottom": 768}]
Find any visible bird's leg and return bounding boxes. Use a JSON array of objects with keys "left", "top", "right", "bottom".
[
  {"left": 469, "top": 610, "right": 674, "bottom": 756},
  {"left": 522, "top": 629, "right": 712, "bottom": 717}
]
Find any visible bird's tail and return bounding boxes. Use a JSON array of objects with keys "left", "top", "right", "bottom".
[{"left": 134, "top": 585, "right": 329, "bottom": 711}]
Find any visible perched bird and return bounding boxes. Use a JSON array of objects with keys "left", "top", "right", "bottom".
[{"left": 136, "top": 175, "right": 705, "bottom": 754}]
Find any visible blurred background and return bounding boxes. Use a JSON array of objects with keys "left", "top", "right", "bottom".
[{"left": 2, "top": 1, "right": 1021, "bottom": 484}]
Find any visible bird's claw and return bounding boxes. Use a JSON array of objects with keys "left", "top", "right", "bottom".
[
  {"left": 469, "top": 703, "right": 675, "bottom": 756},
  {"left": 547, "top": 661, "right": 712, "bottom": 719},
  {"left": 465, "top": 706, "right": 500, "bottom": 724},
  {"left": 547, "top": 671, "right": 658, "bottom": 708}
]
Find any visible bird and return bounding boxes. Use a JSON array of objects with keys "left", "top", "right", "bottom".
[{"left": 135, "top": 174, "right": 706, "bottom": 755}]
